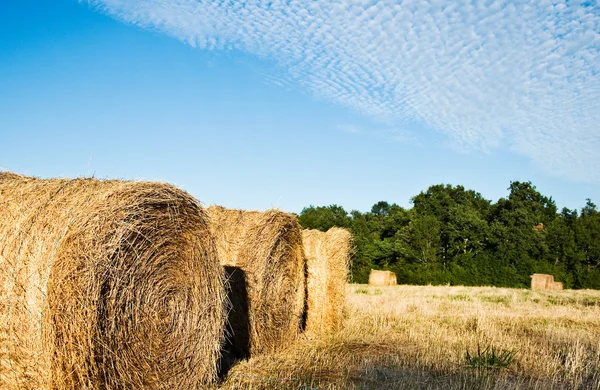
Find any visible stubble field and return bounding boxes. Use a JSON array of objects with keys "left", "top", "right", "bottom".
[{"left": 220, "top": 284, "right": 600, "bottom": 389}]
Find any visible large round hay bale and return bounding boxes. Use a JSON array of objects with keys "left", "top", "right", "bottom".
[
  {"left": 368, "top": 269, "right": 397, "bottom": 286},
  {"left": 302, "top": 228, "right": 352, "bottom": 335},
  {"left": 207, "top": 206, "right": 305, "bottom": 357},
  {"left": 0, "top": 173, "right": 226, "bottom": 389}
]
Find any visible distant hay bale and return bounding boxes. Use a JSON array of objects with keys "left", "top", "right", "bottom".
[
  {"left": 207, "top": 206, "right": 305, "bottom": 357},
  {"left": 387, "top": 271, "right": 398, "bottom": 285},
  {"left": 368, "top": 269, "right": 397, "bottom": 286},
  {"left": 368, "top": 270, "right": 388, "bottom": 286},
  {"left": 530, "top": 273, "right": 562, "bottom": 291},
  {"left": 0, "top": 173, "right": 226, "bottom": 389},
  {"left": 302, "top": 228, "right": 352, "bottom": 335},
  {"left": 531, "top": 274, "right": 551, "bottom": 290},
  {"left": 549, "top": 281, "right": 564, "bottom": 291}
]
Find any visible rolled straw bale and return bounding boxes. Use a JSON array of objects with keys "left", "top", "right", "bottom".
[
  {"left": 386, "top": 270, "right": 398, "bottom": 286},
  {"left": 368, "top": 270, "right": 397, "bottom": 286},
  {"left": 548, "top": 281, "right": 564, "bottom": 291},
  {"left": 302, "top": 228, "right": 352, "bottom": 335},
  {"left": 207, "top": 206, "right": 305, "bottom": 356},
  {"left": 0, "top": 172, "right": 226, "bottom": 389},
  {"left": 530, "top": 273, "right": 555, "bottom": 291},
  {"left": 530, "top": 274, "right": 545, "bottom": 290},
  {"left": 368, "top": 269, "right": 387, "bottom": 286}
]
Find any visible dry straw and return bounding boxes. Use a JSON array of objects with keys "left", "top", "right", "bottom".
[
  {"left": 207, "top": 206, "right": 305, "bottom": 357},
  {"left": 530, "top": 273, "right": 562, "bottom": 291},
  {"left": 302, "top": 228, "right": 352, "bottom": 335},
  {"left": 0, "top": 172, "right": 226, "bottom": 389},
  {"left": 368, "top": 269, "right": 397, "bottom": 286}
]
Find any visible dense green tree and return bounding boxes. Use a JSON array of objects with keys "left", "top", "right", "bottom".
[
  {"left": 298, "top": 204, "right": 351, "bottom": 231},
  {"left": 410, "top": 184, "right": 491, "bottom": 266},
  {"left": 348, "top": 203, "right": 410, "bottom": 282},
  {"left": 298, "top": 182, "right": 599, "bottom": 289},
  {"left": 575, "top": 200, "right": 600, "bottom": 288},
  {"left": 398, "top": 215, "right": 441, "bottom": 266},
  {"left": 486, "top": 182, "right": 557, "bottom": 286},
  {"left": 545, "top": 208, "right": 580, "bottom": 288}
]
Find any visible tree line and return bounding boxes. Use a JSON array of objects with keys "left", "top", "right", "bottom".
[{"left": 298, "top": 182, "right": 600, "bottom": 289}]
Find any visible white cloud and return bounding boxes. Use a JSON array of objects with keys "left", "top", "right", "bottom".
[
  {"left": 89, "top": 0, "right": 600, "bottom": 181},
  {"left": 337, "top": 123, "right": 420, "bottom": 145}
]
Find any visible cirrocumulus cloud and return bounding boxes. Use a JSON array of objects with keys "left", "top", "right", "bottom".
[{"left": 89, "top": 0, "right": 600, "bottom": 181}]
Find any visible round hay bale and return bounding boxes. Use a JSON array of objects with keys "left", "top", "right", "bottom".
[
  {"left": 548, "top": 281, "right": 564, "bottom": 291},
  {"left": 207, "top": 206, "right": 305, "bottom": 357},
  {"left": 368, "top": 269, "right": 397, "bottom": 286},
  {"left": 530, "top": 273, "right": 555, "bottom": 291},
  {"left": 302, "top": 228, "right": 352, "bottom": 335},
  {"left": 0, "top": 172, "right": 226, "bottom": 389},
  {"left": 387, "top": 271, "right": 398, "bottom": 286}
]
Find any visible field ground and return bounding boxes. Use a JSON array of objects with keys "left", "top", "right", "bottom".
[{"left": 219, "top": 284, "right": 600, "bottom": 389}]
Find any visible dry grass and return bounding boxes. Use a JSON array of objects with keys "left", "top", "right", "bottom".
[
  {"left": 0, "top": 173, "right": 226, "bottom": 389},
  {"left": 531, "top": 274, "right": 562, "bottom": 291},
  {"left": 303, "top": 228, "right": 352, "bottom": 335},
  {"left": 218, "top": 284, "right": 600, "bottom": 389}
]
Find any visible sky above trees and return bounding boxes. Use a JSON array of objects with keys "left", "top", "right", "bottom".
[{"left": 1, "top": 1, "right": 599, "bottom": 212}]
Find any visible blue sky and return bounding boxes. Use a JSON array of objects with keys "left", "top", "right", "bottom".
[{"left": 1, "top": 0, "right": 599, "bottom": 213}]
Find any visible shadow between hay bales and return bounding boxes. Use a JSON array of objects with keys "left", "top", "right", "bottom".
[
  {"left": 219, "top": 266, "right": 251, "bottom": 379},
  {"left": 300, "top": 257, "right": 309, "bottom": 333}
]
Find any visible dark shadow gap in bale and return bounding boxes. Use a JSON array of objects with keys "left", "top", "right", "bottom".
[
  {"left": 219, "top": 266, "right": 250, "bottom": 379},
  {"left": 300, "top": 256, "right": 309, "bottom": 333}
]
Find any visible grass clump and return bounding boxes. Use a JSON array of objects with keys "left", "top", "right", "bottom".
[
  {"left": 465, "top": 343, "right": 517, "bottom": 371},
  {"left": 354, "top": 287, "right": 382, "bottom": 296}
]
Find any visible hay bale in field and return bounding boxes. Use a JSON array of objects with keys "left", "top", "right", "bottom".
[
  {"left": 368, "top": 269, "right": 397, "bottom": 286},
  {"left": 530, "top": 273, "right": 560, "bottom": 291},
  {"left": 387, "top": 270, "right": 398, "bottom": 286},
  {"left": 0, "top": 172, "right": 226, "bottom": 389},
  {"left": 549, "top": 281, "right": 564, "bottom": 291},
  {"left": 207, "top": 206, "right": 305, "bottom": 357},
  {"left": 302, "top": 228, "right": 352, "bottom": 335},
  {"left": 531, "top": 273, "right": 552, "bottom": 290}
]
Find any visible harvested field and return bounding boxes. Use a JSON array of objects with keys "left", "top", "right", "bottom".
[
  {"left": 0, "top": 173, "right": 226, "bottom": 389},
  {"left": 218, "top": 285, "right": 600, "bottom": 389},
  {"left": 303, "top": 228, "right": 352, "bottom": 335},
  {"left": 207, "top": 206, "right": 305, "bottom": 358}
]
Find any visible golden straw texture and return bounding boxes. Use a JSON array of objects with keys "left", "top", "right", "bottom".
[
  {"left": 302, "top": 228, "right": 352, "bottom": 335},
  {"left": 530, "top": 273, "right": 562, "bottom": 291},
  {"left": 0, "top": 172, "right": 226, "bottom": 389},
  {"left": 207, "top": 206, "right": 305, "bottom": 357},
  {"left": 368, "top": 269, "right": 397, "bottom": 286}
]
